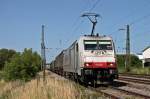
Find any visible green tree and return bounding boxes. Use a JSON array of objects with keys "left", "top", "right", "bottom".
[
  {"left": 117, "top": 54, "right": 142, "bottom": 72},
  {"left": 4, "top": 48, "right": 41, "bottom": 81},
  {"left": 117, "top": 54, "right": 126, "bottom": 67},
  {"left": 117, "top": 54, "right": 142, "bottom": 67},
  {"left": 130, "top": 55, "right": 142, "bottom": 67},
  {"left": 0, "top": 49, "right": 16, "bottom": 70}
]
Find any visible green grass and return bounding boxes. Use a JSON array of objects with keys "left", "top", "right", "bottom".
[
  {"left": 130, "top": 67, "right": 150, "bottom": 74},
  {"left": 118, "top": 66, "right": 150, "bottom": 74},
  {"left": 118, "top": 66, "right": 126, "bottom": 73}
]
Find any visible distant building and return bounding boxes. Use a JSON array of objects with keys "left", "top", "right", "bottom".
[{"left": 138, "top": 46, "right": 150, "bottom": 68}]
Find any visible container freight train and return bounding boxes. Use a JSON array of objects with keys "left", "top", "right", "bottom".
[{"left": 49, "top": 35, "right": 118, "bottom": 85}]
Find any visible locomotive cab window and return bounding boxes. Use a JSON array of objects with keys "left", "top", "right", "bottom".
[
  {"left": 98, "top": 40, "right": 112, "bottom": 50},
  {"left": 84, "top": 40, "right": 112, "bottom": 50},
  {"left": 84, "top": 40, "right": 98, "bottom": 50}
]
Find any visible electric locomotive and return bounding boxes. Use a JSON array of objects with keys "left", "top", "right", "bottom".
[
  {"left": 50, "top": 13, "right": 118, "bottom": 85},
  {"left": 62, "top": 35, "right": 118, "bottom": 85}
]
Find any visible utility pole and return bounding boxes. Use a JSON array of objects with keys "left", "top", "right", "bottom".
[
  {"left": 126, "top": 25, "right": 130, "bottom": 71},
  {"left": 41, "top": 25, "right": 46, "bottom": 82}
]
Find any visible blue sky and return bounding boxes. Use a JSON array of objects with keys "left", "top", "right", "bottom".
[{"left": 0, "top": 0, "right": 150, "bottom": 62}]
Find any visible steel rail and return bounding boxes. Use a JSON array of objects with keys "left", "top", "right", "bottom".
[
  {"left": 112, "top": 87, "right": 150, "bottom": 99},
  {"left": 89, "top": 85, "right": 150, "bottom": 99},
  {"left": 118, "top": 76, "right": 150, "bottom": 85},
  {"left": 119, "top": 73, "right": 150, "bottom": 79},
  {"left": 88, "top": 86, "right": 120, "bottom": 99}
]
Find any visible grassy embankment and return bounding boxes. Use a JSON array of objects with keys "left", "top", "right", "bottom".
[
  {"left": 118, "top": 66, "right": 150, "bottom": 74},
  {"left": 116, "top": 54, "right": 150, "bottom": 74},
  {"left": 0, "top": 71, "right": 103, "bottom": 99}
]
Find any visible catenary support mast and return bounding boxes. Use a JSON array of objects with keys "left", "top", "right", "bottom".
[
  {"left": 126, "top": 25, "right": 130, "bottom": 71},
  {"left": 41, "top": 25, "right": 46, "bottom": 81}
]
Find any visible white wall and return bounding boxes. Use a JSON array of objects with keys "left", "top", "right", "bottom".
[{"left": 143, "top": 48, "right": 150, "bottom": 59}]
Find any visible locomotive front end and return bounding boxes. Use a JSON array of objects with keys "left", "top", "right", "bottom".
[{"left": 81, "top": 36, "right": 118, "bottom": 84}]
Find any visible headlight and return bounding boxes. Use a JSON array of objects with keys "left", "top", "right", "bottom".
[
  {"left": 84, "top": 62, "right": 92, "bottom": 67},
  {"left": 107, "top": 62, "right": 116, "bottom": 67}
]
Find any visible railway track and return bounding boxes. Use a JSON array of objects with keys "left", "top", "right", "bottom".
[
  {"left": 89, "top": 86, "right": 122, "bottom": 99},
  {"left": 111, "top": 86, "right": 150, "bottom": 99},
  {"left": 49, "top": 71, "right": 150, "bottom": 99},
  {"left": 86, "top": 76, "right": 150, "bottom": 99},
  {"left": 119, "top": 73, "right": 150, "bottom": 79},
  {"left": 87, "top": 73, "right": 150, "bottom": 99},
  {"left": 118, "top": 73, "right": 150, "bottom": 85},
  {"left": 89, "top": 85, "right": 150, "bottom": 99}
]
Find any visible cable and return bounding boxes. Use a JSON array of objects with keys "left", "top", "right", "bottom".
[
  {"left": 107, "top": 29, "right": 120, "bottom": 36},
  {"left": 69, "top": 0, "right": 102, "bottom": 35},
  {"left": 64, "top": 0, "right": 102, "bottom": 46},
  {"left": 107, "top": 1, "right": 150, "bottom": 34},
  {"left": 89, "top": 0, "right": 102, "bottom": 12},
  {"left": 129, "top": 13, "right": 150, "bottom": 25},
  {"left": 65, "top": 19, "right": 84, "bottom": 44},
  {"left": 108, "top": 13, "right": 150, "bottom": 51}
]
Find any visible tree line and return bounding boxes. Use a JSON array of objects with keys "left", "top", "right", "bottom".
[
  {"left": 117, "top": 54, "right": 142, "bottom": 72},
  {"left": 117, "top": 54, "right": 142, "bottom": 67},
  {"left": 0, "top": 48, "right": 41, "bottom": 81},
  {"left": 0, "top": 48, "right": 142, "bottom": 81}
]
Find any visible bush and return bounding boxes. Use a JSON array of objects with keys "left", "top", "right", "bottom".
[
  {"left": 0, "top": 49, "right": 16, "bottom": 70},
  {"left": 117, "top": 54, "right": 142, "bottom": 73},
  {"left": 3, "top": 48, "right": 41, "bottom": 81}
]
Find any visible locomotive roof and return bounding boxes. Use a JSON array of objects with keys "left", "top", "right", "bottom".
[
  {"left": 78, "top": 35, "right": 113, "bottom": 41},
  {"left": 66, "top": 35, "right": 113, "bottom": 49},
  {"left": 68, "top": 35, "right": 113, "bottom": 47}
]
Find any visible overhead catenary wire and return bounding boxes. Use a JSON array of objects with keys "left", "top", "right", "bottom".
[
  {"left": 64, "top": 0, "right": 102, "bottom": 46},
  {"left": 70, "top": 0, "right": 102, "bottom": 35},
  {"left": 129, "top": 13, "right": 150, "bottom": 25},
  {"left": 50, "top": 3, "right": 86, "bottom": 59},
  {"left": 53, "top": 10, "right": 85, "bottom": 57},
  {"left": 49, "top": 1, "right": 150, "bottom": 63},
  {"left": 93, "top": 1, "right": 150, "bottom": 54},
  {"left": 63, "top": 1, "right": 90, "bottom": 46},
  {"left": 89, "top": 0, "right": 102, "bottom": 12},
  {"left": 126, "top": 13, "right": 150, "bottom": 50},
  {"left": 108, "top": 12, "right": 150, "bottom": 54},
  {"left": 70, "top": 0, "right": 102, "bottom": 32},
  {"left": 107, "top": 0, "right": 150, "bottom": 36},
  {"left": 108, "top": 1, "right": 150, "bottom": 29},
  {"left": 117, "top": 11, "right": 150, "bottom": 40}
]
